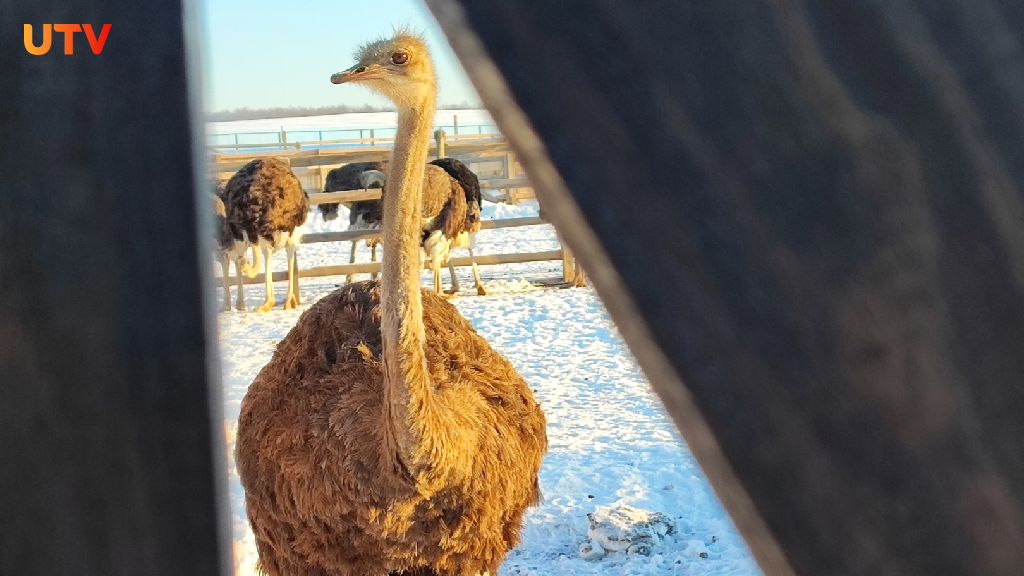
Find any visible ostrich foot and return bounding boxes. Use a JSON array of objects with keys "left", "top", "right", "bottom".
[
  {"left": 221, "top": 303, "right": 232, "bottom": 313},
  {"left": 284, "top": 294, "right": 299, "bottom": 310},
  {"left": 441, "top": 292, "right": 458, "bottom": 301},
  {"left": 235, "top": 300, "right": 246, "bottom": 312},
  {"left": 476, "top": 285, "right": 488, "bottom": 296},
  {"left": 258, "top": 299, "right": 275, "bottom": 312},
  {"left": 444, "top": 285, "right": 459, "bottom": 295}
]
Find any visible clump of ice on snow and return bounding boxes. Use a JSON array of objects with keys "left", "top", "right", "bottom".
[{"left": 579, "top": 504, "right": 676, "bottom": 560}]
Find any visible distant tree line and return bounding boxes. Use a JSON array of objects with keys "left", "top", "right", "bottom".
[{"left": 206, "top": 101, "right": 479, "bottom": 122}]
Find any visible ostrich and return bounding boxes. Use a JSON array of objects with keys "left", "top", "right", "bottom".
[
  {"left": 236, "top": 31, "right": 547, "bottom": 576},
  {"left": 319, "top": 162, "right": 388, "bottom": 283},
  {"left": 221, "top": 157, "right": 309, "bottom": 311},
  {"left": 346, "top": 169, "right": 388, "bottom": 283},
  {"left": 212, "top": 183, "right": 259, "bottom": 311},
  {"left": 428, "top": 157, "right": 487, "bottom": 295},
  {"left": 333, "top": 162, "right": 482, "bottom": 297},
  {"left": 318, "top": 161, "right": 386, "bottom": 223}
]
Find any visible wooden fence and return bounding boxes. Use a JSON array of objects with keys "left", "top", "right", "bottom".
[
  {"left": 218, "top": 178, "right": 581, "bottom": 286},
  {"left": 212, "top": 128, "right": 579, "bottom": 286}
]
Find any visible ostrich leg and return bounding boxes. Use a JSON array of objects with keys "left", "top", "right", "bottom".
[
  {"left": 370, "top": 240, "right": 379, "bottom": 280},
  {"left": 573, "top": 259, "right": 587, "bottom": 287},
  {"left": 433, "top": 260, "right": 443, "bottom": 294},
  {"left": 241, "top": 243, "right": 261, "bottom": 278},
  {"left": 219, "top": 255, "right": 232, "bottom": 312},
  {"left": 345, "top": 241, "right": 357, "bottom": 284},
  {"left": 284, "top": 245, "right": 300, "bottom": 309},
  {"left": 258, "top": 246, "right": 275, "bottom": 312},
  {"left": 234, "top": 258, "right": 247, "bottom": 311},
  {"left": 468, "top": 247, "right": 487, "bottom": 296},
  {"left": 446, "top": 261, "right": 461, "bottom": 294}
]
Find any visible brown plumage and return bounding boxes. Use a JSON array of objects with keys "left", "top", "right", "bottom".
[
  {"left": 237, "top": 284, "right": 546, "bottom": 575},
  {"left": 429, "top": 157, "right": 482, "bottom": 234},
  {"left": 222, "top": 157, "right": 309, "bottom": 311},
  {"left": 236, "top": 31, "right": 547, "bottom": 576}
]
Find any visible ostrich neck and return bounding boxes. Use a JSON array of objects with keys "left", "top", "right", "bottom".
[{"left": 381, "top": 98, "right": 436, "bottom": 471}]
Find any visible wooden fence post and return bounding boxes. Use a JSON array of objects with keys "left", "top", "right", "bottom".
[{"left": 435, "top": 128, "right": 447, "bottom": 159}]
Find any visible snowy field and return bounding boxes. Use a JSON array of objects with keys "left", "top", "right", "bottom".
[{"left": 215, "top": 198, "right": 761, "bottom": 575}]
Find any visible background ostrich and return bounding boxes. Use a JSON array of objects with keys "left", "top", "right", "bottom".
[
  {"left": 236, "top": 32, "right": 547, "bottom": 576},
  {"left": 222, "top": 158, "right": 309, "bottom": 311},
  {"left": 318, "top": 161, "right": 386, "bottom": 223},
  {"left": 212, "top": 182, "right": 259, "bottom": 311},
  {"left": 342, "top": 161, "right": 482, "bottom": 296},
  {"left": 428, "top": 157, "right": 486, "bottom": 295},
  {"left": 318, "top": 163, "right": 388, "bottom": 283}
]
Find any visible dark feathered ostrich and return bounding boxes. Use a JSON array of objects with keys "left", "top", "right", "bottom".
[
  {"left": 318, "top": 161, "right": 386, "bottom": 223},
  {"left": 338, "top": 160, "right": 485, "bottom": 296},
  {"left": 221, "top": 158, "right": 309, "bottom": 311},
  {"left": 319, "top": 162, "right": 388, "bottom": 284},
  {"left": 237, "top": 32, "right": 547, "bottom": 576},
  {"left": 212, "top": 182, "right": 259, "bottom": 311},
  {"left": 428, "top": 157, "right": 486, "bottom": 295}
]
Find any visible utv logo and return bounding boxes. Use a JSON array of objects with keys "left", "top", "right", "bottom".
[{"left": 24, "top": 24, "right": 111, "bottom": 55}]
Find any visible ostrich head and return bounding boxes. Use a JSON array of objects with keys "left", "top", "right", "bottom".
[
  {"left": 330, "top": 31, "right": 435, "bottom": 109},
  {"left": 360, "top": 170, "right": 387, "bottom": 189}
]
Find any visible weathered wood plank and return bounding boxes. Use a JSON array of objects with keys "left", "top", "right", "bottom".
[
  {"left": 221, "top": 249, "right": 564, "bottom": 285},
  {"left": 304, "top": 178, "right": 530, "bottom": 204},
  {"left": 210, "top": 138, "right": 511, "bottom": 172},
  {"left": 300, "top": 216, "right": 546, "bottom": 243},
  {"left": 0, "top": 1, "right": 228, "bottom": 575},
  {"left": 427, "top": 0, "right": 1024, "bottom": 575}
]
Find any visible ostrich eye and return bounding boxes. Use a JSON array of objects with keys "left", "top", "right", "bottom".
[{"left": 390, "top": 51, "right": 409, "bottom": 65}]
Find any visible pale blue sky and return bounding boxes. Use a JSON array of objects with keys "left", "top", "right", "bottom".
[{"left": 198, "top": 0, "right": 480, "bottom": 111}]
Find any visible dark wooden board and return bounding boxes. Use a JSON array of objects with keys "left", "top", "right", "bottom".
[
  {"left": 427, "top": 0, "right": 1024, "bottom": 574},
  {"left": 0, "top": 1, "right": 228, "bottom": 574}
]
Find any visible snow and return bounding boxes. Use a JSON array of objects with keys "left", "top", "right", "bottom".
[
  {"left": 215, "top": 197, "right": 761, "bottom": 576},
  {"left": 584, "top": 505, "right": 676, "bottom": 557}
]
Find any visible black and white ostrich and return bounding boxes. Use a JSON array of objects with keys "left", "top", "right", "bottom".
[
  {"left": 212, "top": 185, "right": 258, "bottom": 312},
  {"left": 337, "top": 158, "right": 487, "bottom": 295},
  {"left": 319, "top": 162, "right": 387, "bottom": 284},
  {"left": 221, "top": 157, "right": 309, "bottom": 311},
  {"left": 318, "top": 161, "right": 386, "bottom": 223}
]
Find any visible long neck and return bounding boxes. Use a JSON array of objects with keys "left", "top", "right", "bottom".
[{"left": 381, "top": 96, "right": 436, "bottom": 470}]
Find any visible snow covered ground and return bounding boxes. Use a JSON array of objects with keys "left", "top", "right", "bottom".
[{"left": 214, "top": 199, "right": 761, "bottom": 575}]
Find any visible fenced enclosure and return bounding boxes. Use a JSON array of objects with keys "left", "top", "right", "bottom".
[
  {"left": 207, "top": 115, "right": 501, "bottom": 152},
  {"left": 210, "top": 129, "right": 581, "bottom": 286}
]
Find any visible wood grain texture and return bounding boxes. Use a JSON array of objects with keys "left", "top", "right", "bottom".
[
  {"left": 0, "top": 1, "right": 229, "bottom": 575},
  {"left": 426, "top": 0, "right": 1024, "bottom": 574}
]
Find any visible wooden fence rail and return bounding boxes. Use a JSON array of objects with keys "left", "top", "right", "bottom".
[
  {"left": 300, "top": 216, "right": 546, "bottom": 244},
  {"left": 304, "top": 177, "right": 531, "bottom": 205},
  {"left": 224, "top": 249, "right": 564, "bottom": 285},
  {"left": 210, "top": 136, "right": 511, "bottom": 173}
]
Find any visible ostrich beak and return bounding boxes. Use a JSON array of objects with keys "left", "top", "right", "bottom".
[{"left": 331, "top": 63, "right": 374, "bottom": 84}]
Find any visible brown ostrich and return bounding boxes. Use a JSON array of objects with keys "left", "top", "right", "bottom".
[
  {"left": 428, "top": 157, "right": 486, "bottom": 296},
  {"left": 222, "top": 157, "right": 310, "bottom": 311},
  {"left": 236, "top": 31, "right": 547, "bottom": 576}
]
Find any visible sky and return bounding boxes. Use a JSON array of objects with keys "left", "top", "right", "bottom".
[{"left": 198, "top": 0, "right": 481, "bottom": 111}]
